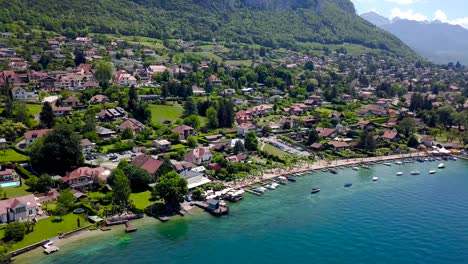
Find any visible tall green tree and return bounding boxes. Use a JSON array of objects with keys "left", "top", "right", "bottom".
[
  {"left": 244, "top": 131, "right": 258, "bottom": 151},
  {"left": 152, "top": 171, "right": 188, "bottom": 211},
  {"left": 206, "top": 106, "right": 218, "bottom": 129},
  {"left": 29, "top": 124, "right": 83, "bottom": 174},
  {"left": 73, "top": 48, "right": 86, "bottom": 66},
  {"left": 13, "top": 102, "right": 31, "bottom": 127},
  {"left": 307, "top": 129, "right": 319, "bottom": 145},
  {"left": 94, "top": 61, "right": 113, "bottom": 88},
  {"left": 397, "top": 117, "right": 416, "bottom": 138},
  {"left": 111, "top": 168, "right": 131, "bottom": 214},
  {"left": 4, "top": 222, "right": 26, "bottom": 242},
  {"left": 183, "top": 97, "right": 197, "bottom": 116},
  {"left": 117, "top": 161, "right": 153, "bottom": 192},
  {"left": 39, "top": 102, "right": 55, "bottom": 129}
]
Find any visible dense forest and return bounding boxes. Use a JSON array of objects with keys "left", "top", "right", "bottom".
[{"left": 0, "top": 0, "right": 416, "bottom": 58}]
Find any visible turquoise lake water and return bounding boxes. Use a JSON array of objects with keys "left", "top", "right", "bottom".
[{"left": 34, "top": 159, "right": 468, "bottom": 264}]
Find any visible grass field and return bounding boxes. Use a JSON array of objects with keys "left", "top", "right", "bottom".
[
  {"left": 261, "top": 143, "right": 291, "bottom": 159},
  {"left": 0, "top": 213, "right": 89, "bottom": 251},
  {"left": 149, "top": 104, "right": 183, "bottom": 124},
  {"left": 26, "top": 104, "right": 42, "bottom": 115},
  {"left": 130, "top": 191, "right": 153, "bottom": 210},
  {"left": 0, "top": 149, "right": 28, "bottom": 163},
  {"left": 225, "top": 60, "right": 253, "bottom": 66},
  {"left": 3, "top": 183, "right": 32, "bottom": 199}
]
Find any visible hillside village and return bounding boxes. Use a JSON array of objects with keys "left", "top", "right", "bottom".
[{"left": 0, "top": 32, "right": 467, "bottom": 253}]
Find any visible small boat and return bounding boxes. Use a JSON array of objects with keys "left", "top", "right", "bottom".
[
  {"left": 429, "top": 170, "right": 436, "bottom": 174},
  {"left": 311, "top": 186, "right": 320, "bottom": 194},
  {"left": 450, "top": 156, "right": 457, "bottom": 161},
  {"left": 44, "top": 246, "right": 60, "bottom": 255},
  {"left": 411, "top": 170, "right": 420, "bottom": 175},
  {"left": 287, "top": 177, "right": 297, "bottom": 182},
  {"left": 344, "top": 183, "right": 353, "bottom": 188},
  {"left": 396, "top": 172, "right": 403, "bottom": 176},
  {"left": 362, "top": 165, "right": 370, "bottom": 169},
  {"left": 372, "top": 177, "right": 378, "bottom": 181},
  {"left": 438, "top": 163, "right": 445, "bottom": 169},
  {"left": 384, "top": 163, "right": 391, "bottom": 166},
  {"left": 329, "top": 168, "right": 338, "bottom": 174},
  {"left": 442, "top": 156, "right": 448, "bottom": 161},
  {"left": 265, "top": 184, "right": 276, "bottom": 190},
  {"left": 276, "top": 176, "right": 288, "bottom": 184},
  {"left": 254, "top": 187, "right": 267, "bottom": 193},
  {"left": 352, "top": 167, "right": 359, "bottom": 171}
]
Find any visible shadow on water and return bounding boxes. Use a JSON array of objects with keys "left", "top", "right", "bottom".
[{"left": 156, "top": 218, "right": 190, "bottom": 240}]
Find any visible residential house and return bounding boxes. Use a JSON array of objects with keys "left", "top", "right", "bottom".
[
  {"left": 62, "top": 96, "right": 80, "bottom": 107},
  {"left": 219, "top": 89, "right": 236, "bottom": 97},
  {"left": 316, "top": 127, "right": 337, "bottom": 138},
  {"left": 310, "top": 143, "right": 324, "bottom": 151},
  {"left": 97, "top": 107, "right": 127, "bottom": 122},
  {"left": 226, "top": 154, "right": 248, "bottom": 163},
  {"left": 118, "top": 118, "right": 145, "bottom": 134},
  {"left": 179, "top": 170, "right": 211, "bottom": 190},
  {"left": 0, "top": 195, "right": 38, "bottom": 223},
  {"left": 53, "top": 106, "right": 73, "bottom": 117},
  {"left": 171, "top": 160, "right": 196, "bottom": 173},
  {"left": 89, "top": 94, "right": 109, "bottom": 104},
  {"left": 0, "top": 167, "right": 18, "bottom": 185},
  {"left": 327, "top": 141, "right": 350, "bottom": 150},
  {"left": 237, "top": 123, "right": 256, "bottom": 137},
  {"left": 114, "top": 70, "right": 137, "bottom": 87},
  {"left": 80, "top": 139, "right": 95, "bottom": 153},
  {"left": 173, "top": 125, "right": 195, "bottom": 140},
  {"left": 24, "top": 129, "right": 51, "bottom": 146},
  {"left": 382, "top": 130, "right": 399, "bottom": 142},
  {"left": 95, "top": 126, "right": 117, "bottom": 139},
  {"left": 12, "top": 87, "right": 38, "bottom": 101},
  {"left": 131, "top": 154, "right": 163, "bottom": 176},
  {"left": 153, "top": 139, "right": 171, "bottom": 151},
  {"left": 62, "top": 166, "right": 110, "bottom": 188},
  {"left": 184, "top": 147, "right": 213, "bottom": 165},
  {"left": 358, "top": 105, "right": 388, "bottom": 117},
  {"left": 207, "top": 75, "right": 222, "bottom": 86},
  {"left": 147, "top": 65, "right": 167, "bottom": 76}
]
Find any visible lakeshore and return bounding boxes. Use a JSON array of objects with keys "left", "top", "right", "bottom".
[{"left": 18, "top": 158, "right": 468, "bottom": 264}]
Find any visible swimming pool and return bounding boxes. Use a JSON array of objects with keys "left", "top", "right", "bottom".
[{"left": 0, "top": 181, "right": 20, "bottom": 188}]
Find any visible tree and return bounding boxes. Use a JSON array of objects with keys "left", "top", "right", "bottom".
[
  {"left": 13, "top": 102, "right": 31, "bottom": 127},
  {"left": 359, "top": 128, "right": 376, "bottom": 151},
  {"left": 407, "top": 135, "right": 419, "bottom": 148},
  {"left": 39, "top": 102, "right": 55, "bottom": 128},
  {"left": 4, "top": 222, "right": 26, "bottom": 242},
  {"left": 233, "top": 140, "right": 245, "bottom": 154},
  {"left": 94, "top": 61, "right": 113, "bottom": 88},
  {"left": 73, "top": 48, "right": 86, "bottom": 66},
  {"left": 29, "top": 124, "right": 83, "bottom": 175},
  {"left": 26, "top": 174, "right": 52, "bottom": 193},
  {"left": 121, "top": 128, "right": 134, "bottom": 140},
  {"left": 187, "top": 135, "right": 198, "bottom": 148},
  {"left": 152, "top": 171, "right": 188, "bottom": 211},
  {"left": 57, "top": 189, "right": 75, "bottom": 212},
  {"left": 244, "top": 131, "right": 258, "bottom": 151},
  {"left": 307, "top": 129, "right": 319, "bottom": 145},
  {"left": 117, "top": 161, "right": 153, "bottom": 192},
  {"left": 81, "top": 110, "right": 97, "bottom": 134},
  {"left": 183, "top": 97, "right": 197, "bottom": 116},
  {"left": 183, "top": 115, "right": 201, "bottom": 129},
  {"left": 206, "top": 107, "right": 218, "bottom": 129},
  {"left": 397, "top": 117, "right": 416, "bottom": 138},
  {"left": 111, "top": 168, "right": 131, "bottom": 214},
  {"left": 156, "top": 159, "right": 174, "bottom": 178}
]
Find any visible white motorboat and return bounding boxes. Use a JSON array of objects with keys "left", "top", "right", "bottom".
[
  {"left": 372, "top": 177, "right": 378, "bottom": 181},
  {"left": 265, "top": 184, "right": 276, "bottom": 190},
  {"left": 438, "top": 163, "right": 445, "bottom": 169},
  {"left": 396, "top": 172, "right": 403, "bottom": 176},
  {"left": 411, "top": 170, "right": 421, "bottom": 175},
  {"left": 254, "top": 187, "right": 267, "bottom": 193},
  {"left": 429, "top": 170, "right": 436, "bottom": 174},
  {"left": 395, "top": 161, "right": 403, "bottom": 165},
  {"left": 352, "top": 167, "right": 359, "bottom": 171},
  {"left": 384, "top": 163, "right": 391, "bottom": 166}
]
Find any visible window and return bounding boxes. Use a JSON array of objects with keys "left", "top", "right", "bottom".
[
  {"left": 28, "top": 209, "right": 33, "bottom": 215},
  {"left": 15, "top": 206, "right": 26, "bottom": 214}
]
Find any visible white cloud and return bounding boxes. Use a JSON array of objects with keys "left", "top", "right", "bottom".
[
  {"left": 434, "top": 10, "right": 447, "bottom": 21},
  {"left": 433, "top": 10, "right": 468, "bottom": 29},
  {"left": 386, "top": 0, "right": 421, "bottom": 5},
  {"left": 390, "top": 8, "right": 428, "bottom": 21}
]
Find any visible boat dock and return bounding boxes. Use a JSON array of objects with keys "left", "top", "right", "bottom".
[
  {"left": 44, "top": 246, "right": 59, "bottom": 255},
  {"left": 191, "top": 201, "right": 229, "bottom": 216},
  {"left": 124, "top": 222, "right": 137, "bottom": 232}
]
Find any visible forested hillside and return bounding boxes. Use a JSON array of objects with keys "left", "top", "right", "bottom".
[{"left": 0, "top": 0, "right": 416, "bottom": 58}]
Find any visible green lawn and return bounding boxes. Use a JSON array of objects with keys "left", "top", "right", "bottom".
[
  {"left": 225, "top": 60, "right": 253, "bottom": 66},
  {"left": 149, "top": 104, "right": 183, "bottom": 124},
  {"left": 1, "top": 213, "right": 89, "bottom": 251},
  {"left": 3, "top": 183, "right": 32, "bottom": 199},
  {"left": 130, "top": 191, "right": 153, "bottom": 210},
  {"left": 0, "top": 149, "right": 28, "bottom": 163},
  {"left": 26, "top": 104, "right": 42, "bottom": 115},
  {"left": 261, "top": 143, "right": 291, "bottom": 159}
]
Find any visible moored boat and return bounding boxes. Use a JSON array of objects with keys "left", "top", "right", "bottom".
[
  {"left": 352, "top": 167, "right": 359, "bottom": 171},
  {"left": 311, "top": 186, "right": 320, "bottom": 194},
  {"left": 344, "top": 183, "right": 353, "bottom": 188},
  {"left": 372, "top": 176, "right": 378, "bottom": 181},
  {"left": 396, "top": 172, "right": 403, "bottom": 176},
  {"left": 329, "top": 168, "right": 338, "bottom": 174},
  {"left": 429, "top": 170, "right": 436, "bottom": 174},
  {"left": 254, "top": 187, "right": 267, "bottom": 193},
  {"left": 384, "top": 163, "right": 391, "bottom": 166},
  {"left": 287, "top": 177, "right": 297, "bottom": 182},
  {"left": 438, "top": 163, "right": 445, "bottom": 169},
  {"left": 411, "top": 170, "right": 421, "bottom": 175}
]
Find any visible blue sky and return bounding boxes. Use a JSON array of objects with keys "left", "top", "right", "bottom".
[{"left": 351, "top": 0, "right": 468, "bottom": 28}]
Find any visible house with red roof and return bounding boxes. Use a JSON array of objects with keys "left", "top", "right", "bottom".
[
  {"left": 0, "top": 194, "right": 38, "bottom": 223},
  {"left": 118, "top": 118, "right": 145, "bottom": 134},
  {"left": 173, "top": 125, "right": 195, "bottom": 140},
  {"left": 0, "top": 166, "right": 19, "bottom": 185},
  {"left": 114, "top": 70, "right": 137, "bottom": 87},
  {"left": 89, "top": 94, "right": 109, "bottom": 104},
  {"left": 24, "top": 129, "right": 51, "bottom": 146},
  {"left": 131, "top": 154, "right": 163, "bottom": 175},
  {"left": 53, "top": 106, "right": 73, "bottom": 117},
  {"left": 381, "top": 130, "right": 399, "bottom": 142},
  {"left": 62, "top": 166, "right": 110, "bottom": 188},
  {"left": 184, "top": 147, "right": 213, "bottom": 165},
  {"left": 326, "top": 141, "right": 349, "bottom": 150},
  {"left": 316, "top": 127, "right": 337, "bottom": 138}
]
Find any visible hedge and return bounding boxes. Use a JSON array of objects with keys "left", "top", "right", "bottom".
[{"left": 14, "top": 164, "right": 35, "bottom": 179}]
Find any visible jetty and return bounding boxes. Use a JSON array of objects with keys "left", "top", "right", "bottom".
[
  {"left": 191, "top": 200, "right": 229, "bottom": 216},
  {"left": 44, "top": 246, "right": 59, "bottom": 255},
  {"left": 124, "top": 222, "right": 137, "bottom": 232}
]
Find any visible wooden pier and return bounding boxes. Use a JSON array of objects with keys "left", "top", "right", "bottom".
[
  {"left": 124, "top": 222, "right": 137, "bottom": 232},
  {"left": 191, "top": 201, "right": 229, "bottom": 216}
]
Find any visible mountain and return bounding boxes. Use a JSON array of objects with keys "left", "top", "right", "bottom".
[
  {"left": 361, "top": 11, "right": 390, "bottom": 27},
  {"left": 0, "top": 0, "right": 416, "bottom": 58},
  {"left": 361, "top": 12, "right": 468, "bottom": 65}
]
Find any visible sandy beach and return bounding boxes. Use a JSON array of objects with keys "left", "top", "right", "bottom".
[{"left": 227, "top": 152, "right": 429, "bottom": 189}]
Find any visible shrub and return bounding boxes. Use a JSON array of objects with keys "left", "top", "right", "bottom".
[
  {"left": 14, "top": 164, "right": 34, "bottom": 179},
  {"left": 4, "top": 222, "right": 27, "bottom": 242}
]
